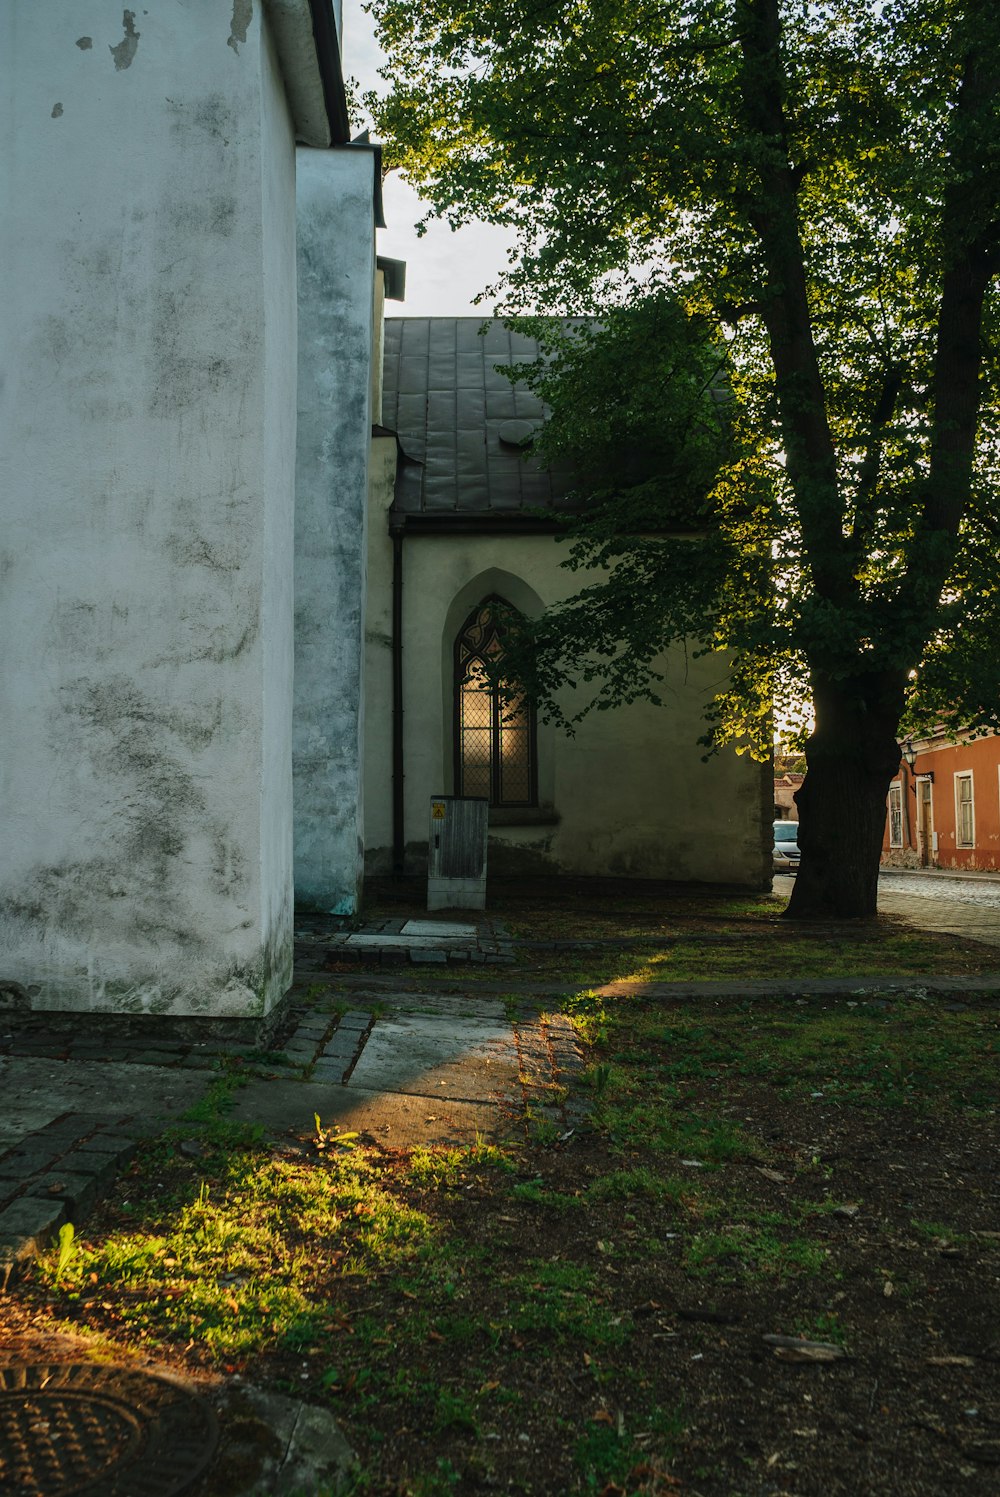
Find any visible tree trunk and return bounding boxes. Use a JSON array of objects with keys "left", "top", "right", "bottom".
[{"left": 784, "top": 674, "right": 906, "bottom": 920}]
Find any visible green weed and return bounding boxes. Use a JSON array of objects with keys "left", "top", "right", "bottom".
[
  {"left": 574, "top": 1404, "right": 683, "bottom": 1493},
  {"left": 796, "top": 1311, "right": 849, "bottom": 1347},
  {"left": 511, "top": 1178, "right": 583, "bottom": 1209},
  {"left": 36, "top": 1147, "right": 437, "bottom": 1360},
  {"left": 407, "top": 1147, "right": 468, "bottom": 1187},
  {"left": 597, "top": 1097, "right": 752, "bottom": 1163},
  {"left": 54, "top": 1222, "right": 77, "bottom": 1286},
  {"left": 433, "top": 1388, "right": 480, "bottom": 1435},
  {"left": 499, "top": 1261, "right": 631, "bottom": 1347},
  {"left": 911, "top": 1218, "right": 971, "bottom": 1248},
  {"left": 586, "top": 1168, "right": 688, "bottom": 1203},
  {"left": 685, "top": 1225, "right": 827, "bottom": 1279}
]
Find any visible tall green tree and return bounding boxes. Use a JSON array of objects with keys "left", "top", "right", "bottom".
[
  {"left": 486, "top": 297, "right": 775, "bottom": 753},
  {"left": 368, "top": 0, "right": 1000, "bottom": 918}
]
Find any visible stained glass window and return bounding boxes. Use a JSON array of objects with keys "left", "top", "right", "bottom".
[{"left": 455, "top": 598, "right": 536, "bottom": 807}]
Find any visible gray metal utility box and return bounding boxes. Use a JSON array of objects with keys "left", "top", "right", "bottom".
[{"left": 427, "top": 796, "right": 489, "bottom": 911}]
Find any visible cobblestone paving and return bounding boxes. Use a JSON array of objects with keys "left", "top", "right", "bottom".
[{"left": 0, "top": 1115, "right": 151, "bottom": 1290}]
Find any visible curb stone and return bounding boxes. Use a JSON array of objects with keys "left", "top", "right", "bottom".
[{"left": 0, "top": 1117, "right": 147, "bottom": 1291}]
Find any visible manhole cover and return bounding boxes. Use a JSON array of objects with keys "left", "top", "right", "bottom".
[{"left": 0, "top": 1363, "right": 218, "bottom": 1496}]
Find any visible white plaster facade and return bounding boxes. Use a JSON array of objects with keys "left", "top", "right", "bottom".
[
  {"left": 293, "top": 150, "right": 377, "bottom": 915},
  {"left": 0, "top": 2, "right": 358, "bottom": 1017},
  {"left": 0, "top": 7, "right": 767, "bottom": 1024}
]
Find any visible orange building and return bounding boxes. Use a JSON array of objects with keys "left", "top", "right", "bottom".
[{"left": 882, "top": 729, "right": 1000, "bottom": 871}]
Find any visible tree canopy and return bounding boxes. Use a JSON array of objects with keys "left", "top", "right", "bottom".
[
  {"left": 367, "top": 0, "right": 1000, "bottom": 916},
  {"left": 485, "top": 298, "right": 775, "bottom": 757}
]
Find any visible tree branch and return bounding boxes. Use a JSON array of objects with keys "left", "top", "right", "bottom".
[
  {"left": 903, "top": 35, "right": 1000, "bottom": 624},
  {"left": 849, "top": 361, "right": 903, "bottom": 559},
  {"left": 736, "top": 0, "right": 852, "bottom": 609}
]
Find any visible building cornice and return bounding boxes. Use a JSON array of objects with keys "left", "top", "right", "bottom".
[{"left": 263, "top": 0, "right": 349, "bottom": 146}]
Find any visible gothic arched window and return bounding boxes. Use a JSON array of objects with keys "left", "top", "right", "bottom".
[{"left": 454, "top": 598, "right": 537, "bottom": 807}]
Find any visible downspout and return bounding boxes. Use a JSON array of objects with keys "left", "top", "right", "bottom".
[{"left": 391, "top": 518, "right": 405, "bottom": 877}]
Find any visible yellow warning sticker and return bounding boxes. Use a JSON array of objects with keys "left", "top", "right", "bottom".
[{"left": 431, "top": 802, "right": 447, "bottom": 819}]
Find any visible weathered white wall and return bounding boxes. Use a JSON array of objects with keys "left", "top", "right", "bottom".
[
  {"left": 0, "top": 4, "right": 298, "bottom": 1015},
  {"left": 293, "top": 148, "right": 375, "bottom": 913},
  {"left": 362, "top": 438, "right": 401, "bottom": 863},
  {"left": 364, "top": 523, "right": 770, "bottom": 888},
  {"left": 259, "top": 9, "right": 299, "bottom": 1000}
]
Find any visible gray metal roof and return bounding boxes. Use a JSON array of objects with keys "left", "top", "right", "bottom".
[{"left": 381, "top": 318, "right": 576, "bottom": 521}]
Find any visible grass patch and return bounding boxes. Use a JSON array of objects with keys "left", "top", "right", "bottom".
[
  {"left": 684, "top": 1224, "right": 828, "bottom": 1280},
  {"left": 510, "top": 1178, "right": 584, "bottom": 1209},
  {"left": 574, "top": 1409, "right": 684, "bottom": 1494},
  {"left": 37, "top": 1146, "right": 437, "bottom": 1360},
  {"left": 586, "top": 1167, "right": 688, "bottom": 1203},
  {"left": 16, "top": 886, "right": 1000, "bottom": 1497},
  {"left": 570, "top": 990, "right": 1000, "bottom": 1114},
  {"left": 502, "top": 1261, "right": 631, "bottom": 1347}
]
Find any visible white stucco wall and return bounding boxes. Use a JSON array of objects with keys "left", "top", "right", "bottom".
[
  {"left": 293, "top": 148, "right": 376, "bottom": 914},
  {"left": 362, "top": 438, "right": 401, "bottom": 861},
  {"left": 259, "top": 10, "right": 299, "bottom": 1001},
  {"left": 364, "top": 522, "right": 770, "bottom": 888},
  {"left": 0, "top": 4, "right": 299, "bottom": 1015}
]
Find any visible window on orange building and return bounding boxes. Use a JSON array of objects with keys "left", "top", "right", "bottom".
[
  {"left": 888, "top": 783, "right": 903, "bottom": 847},
  {"left": 956, "top": 772, "right": 974, "bottom": 847}
]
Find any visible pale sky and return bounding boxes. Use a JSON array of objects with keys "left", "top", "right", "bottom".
[{"left": 341, "top": 0, "right": 516, "bottom": 317}]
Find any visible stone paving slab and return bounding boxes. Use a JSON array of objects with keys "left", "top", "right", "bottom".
[
  {"left": 327, "top": 990, "right": 511, "bottom": 1021},
  {"left": 401, "top": 919, "right": 478, "bottom": 939},
  {"left": 26, "top": 1170, "right": 100, "bottom": 1220},
  {"left": 218, "top": 1378, "right": 355, "bottom": 1495},
  {"left": 0, "top": 1056, "right": 217, "bottom": 1139},
  {"left": 335, "top": 1010, "right": 374, "bottom": 1031},
  {"left": 230, "top": 1079, "right": 518, "bottom": 1149},
  {"left": 0, "top": 1197, "right": 68, "bottom": 1288},
  {"left": 347, "top": 1015, "right": 519, "bottom": 1102}
]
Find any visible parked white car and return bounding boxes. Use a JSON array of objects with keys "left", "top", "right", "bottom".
[{"left": 773, "top": 819, "right": 800, "bottom": 873}]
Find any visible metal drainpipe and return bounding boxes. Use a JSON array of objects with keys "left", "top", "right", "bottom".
[{"left": 391, "top": 522, "right": 405, "bottom": 877}]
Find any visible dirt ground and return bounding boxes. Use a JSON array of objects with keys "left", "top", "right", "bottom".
[
  {"left": 6, "top": 1099, "right": 999, "bottom": 1496},
  {"left": 4, "top": 893, "right": 1000, "bottom": 1496}
]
